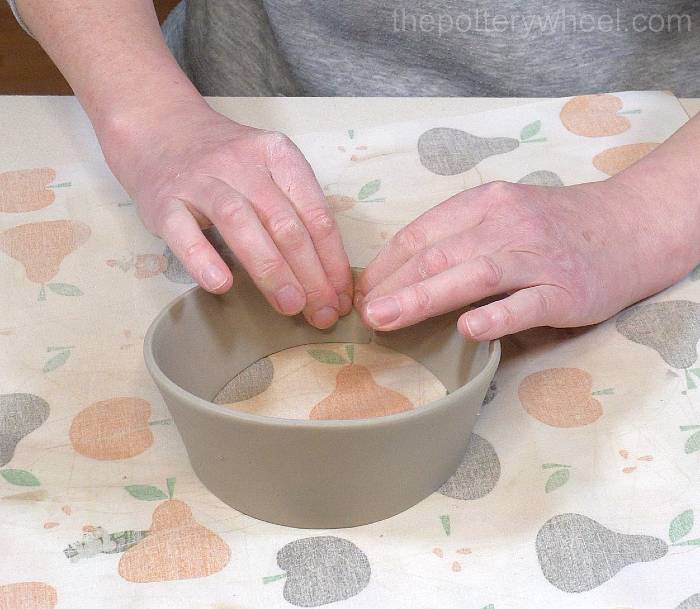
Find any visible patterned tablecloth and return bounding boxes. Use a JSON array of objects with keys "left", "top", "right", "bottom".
[{"left": 1, "top": 93, "right": 699, "bottom": 609}]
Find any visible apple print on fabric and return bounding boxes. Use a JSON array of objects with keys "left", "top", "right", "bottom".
[
  {"left": 616, "top": 300, "right": 700, "bottom": 369},
  {"left": 0, "top": 582, "right": 57, "bottom": 609},
  {"left": 0, "top": 219, "right": 89, "bottom": 299},
  {"left": 560, "top": 94, "right": 634, "bottom": 137},
  {"left": 0, "top": 168, "right": 70, "bottom": 213},
  {"left": 593, "top": 142, "right": 658, "bottom": 176},
  {"left": 0, "top": 393, "right": 49, "bottom": 467},
  {"left": 69, "top": 397, "right": 163, "bottom": 460},
  {"left": 213, "top": 357, "right": 274, "bottom": 404},
  {"left": 118, "top": 479, "right": 230, "bottom": 582},
  {"left": 438, "top": 434, "right": 500, "bottom": 500},
  {"left": 517, "top": 170, "right": 563, "bottom": 187},
  {"left": 275, "top": 536, "right": 370, "bottom": 607},
  {"left": 518, "top": 368, "right": 610, "bottom": 428}
]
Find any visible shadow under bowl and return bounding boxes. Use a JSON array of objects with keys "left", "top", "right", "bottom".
[{"left": 144, "top": 275, "right": 500, "bottom": 528}]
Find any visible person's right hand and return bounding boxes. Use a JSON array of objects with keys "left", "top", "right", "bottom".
[{"left": 98, "top": 98, "right": 352, "bottom": 329}]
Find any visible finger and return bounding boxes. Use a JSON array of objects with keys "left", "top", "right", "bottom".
[
  {"left": 189, "top": 177, "right": 307, "bottom": 316},
  {"left": 362, "top": 225, "right": 488, "bottom": 303},
  {"left": 158, "top": 199, "right": 232, "bottom": 293},
  {"left": 458, "top": 285, "right": 569, "bottom": 340},
  {"left": 265, "top": 134, "right": 353, "bottom": 315},
  {"left": 247, "top": 177, "right": 341, "bottom": 329},
  {"left": 360, "top": 252, "right": 541, "bottom": 331},
  {"left": 356, "top": 187, "right": 490, "bottom": 302}
]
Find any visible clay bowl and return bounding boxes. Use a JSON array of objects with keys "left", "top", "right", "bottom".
[{"left": 144, "top": 272, "right": 500, "bottom": 528}]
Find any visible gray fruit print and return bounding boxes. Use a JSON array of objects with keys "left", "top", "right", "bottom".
[
  {"left": 418, "top": 128, "right": 519, "bottom": 176},
  {"left": 163, "top": 227, "right": 237, "bottom": 284},
  {"left": 616, "top": 300, "right": 700, "bottom": 368},
  {"left": 0, "top": 393, "right": 50, "bottom": 466},
  {"left": 277, "top": 536, "right": 370, "bottom": 607},
  {"left": 213, "top": 357, "right": 274, "bottom": 403},
  {"left": 676, "top": 593, "right": 700, "bottom": 609},
  {"left": 482, "top": 380, "right": 497, "bottom": 405},
  {"left": 438, "top": 433, "right": 500, "bottom": 500},
  {"left": 518, "top": 170, "right": 564, "bottom": 187},
  {"left": 536, "top": 513, "right": 668, "bottom": 593}
]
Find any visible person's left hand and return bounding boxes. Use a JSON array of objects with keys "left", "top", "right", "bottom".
[{"left": 355, "top": 178, "right": 692, "bottom": 340}]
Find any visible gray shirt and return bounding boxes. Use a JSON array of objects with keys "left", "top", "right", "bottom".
[{"left": 10, "top": 0, "right": 700, "bottom": 97}]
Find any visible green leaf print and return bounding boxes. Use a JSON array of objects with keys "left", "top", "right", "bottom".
[
  {"left": 124, "top": 484, "right": 168, "bottom": 501},
  {"left": 1, "top": 469, "right": 40, "bottom": 486},
  {"left": 308, "top": 349, "right": 347, "bottom": 365},
  {"left": 669, "top": 510, "right": 694, "bottom": 543},
  {"left": 43, "top": 349, "right": 71, "bottom": 372},
  {"left": 47, "top": 282, "right": 83, "bottom": 296},
  {"left": 545, "top": 469, "right": 570, "bottom": 493},
  {"left": 685, "top": 431, "right": 700, "bottom": 453},
  {"left": 520, "top": 120, "right": 541, "bottom": 141},
  {"left": 357, "top": 179, "right": 381, "bottom": 201}
]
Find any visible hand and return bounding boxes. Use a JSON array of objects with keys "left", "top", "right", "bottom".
[
  {"left": 355, "top": 178, "right": 693, "bottom": 340},
  {"left": 100, "top": 99, "right": 352, "bottom": 329}
]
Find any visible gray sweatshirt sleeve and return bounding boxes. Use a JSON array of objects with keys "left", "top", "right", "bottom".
[{"left": 6, "top": 0, "right": 33, "bottom": 36}]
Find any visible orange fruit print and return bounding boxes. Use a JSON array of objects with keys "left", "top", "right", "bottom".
[
  {"left": 118, "top": 499, "right": 230, "bottom": 582},
  {"left": 592, "top": 142, "right": 659, "bottom": 176},
  {"left": 69, "top": 397, "right": 154, "bottom": 460},
  {"left": 0, "top": 582, "right": 57, "bottom": 609},
  {"left": 0, "top": 168, "right": 57, "bottom": 213},
  {"left": 560, "top": 94, "right": 631, "bottom": 137},
  {"left": 518, "top": 368, "right": 603, "bottom": 428}
]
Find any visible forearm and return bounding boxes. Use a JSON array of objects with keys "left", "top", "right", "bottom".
[
  {"left": 14, "top": 0, "right": 206, "bottom": 138},
  {"left": 611, "top": 114, "right": 700, "bottom": 289}
]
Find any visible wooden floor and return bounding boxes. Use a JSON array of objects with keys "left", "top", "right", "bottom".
[{"left": 0, "top": 0, "right": 179, "bottom": 94}]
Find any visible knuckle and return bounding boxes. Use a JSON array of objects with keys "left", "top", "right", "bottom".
[
  {"left": 410, "top": 282, "right": 433, "bottom": 317},
  {"left": 305, "top": 207, "right": 336, "bottom": 239},
  {"left": 214, "top": 195, "right": 248, "bottom": 227},
  {"left": 395, "top": 225, "right": 427, "bottom": 257},
  {"left": 481, "top": 180, "right": 517, "bottom": 200},
  {"left": 263, "top": 131, "right": 297, "bottom": 160},
  {"left": 474, "top": 255, "right": 503, "bottom": 289},
  {"left": 418, "top": 246, "right": 450, "bottom": 278},
  {"left": 254, "top": 257, "right": 287, "bottom": 282},
  {"left": 497, "top": 301, "right": 516, "bottom": 331},
  {"left": 268, "top": 213, "right": 306, "bottom": 249},
  {"left": 182, "top": 238, "right": 209, "bottom": 261}
]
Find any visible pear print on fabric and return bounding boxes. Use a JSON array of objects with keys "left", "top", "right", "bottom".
[
  {"left": 439, "top": 434, "right": 500, "bottom": 500},
  {"left": 69, "top": 398, "right": 155, "bottom": 460},
  {"left": 213, "top": 357, "right": 274, "bottom": 404},
  {"left": 118, "top": 480, "right": 230, "bottom": 583},
  {"left": 275, "top": 536, "right": 370, "bottom": 607},
  {"left": 418, "top": 128, "right": 519, "bottom": 175},
  {"left": 308, "top": 345, "right": 413, "bottom": 420},
  {"left": 518, "top": 368, "right": 606, "bottom": 427},
  {"left": 0, "top": 582, "right": 57, "bottom": 609},
  {"left": 0, "top": 393, "right": 49, "bottom": 466},
  {"left": 0, "top": 220, "right": 89, "bottom": 299},
  {"left": 0, "top": 168, "right": 69, "bottom": 213},
  {"left": 560, "top": 94, "right": 633, "bottom": 137},
  {"left": 616, "top": 300, "right": 700, "bottom": 369},
  {"left": 536, "top": 513, "right": 667, "bottom": 593}
]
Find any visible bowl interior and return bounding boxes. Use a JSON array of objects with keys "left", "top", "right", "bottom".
[{"left": 146, "top": 275, "right": 493, "bottom": 421}]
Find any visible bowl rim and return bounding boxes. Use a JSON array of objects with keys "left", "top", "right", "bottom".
[{"left": 144, "top": 286, "right": 501, "bottom": 430}]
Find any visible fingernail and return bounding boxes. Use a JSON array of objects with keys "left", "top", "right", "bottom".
[
  {"left": 276, "top": 284, "right": 305, "bottom": 315},
  {"left": 312, "top": 306, "right": 339, "bottom": 328},
  {"left": 338, "top": 293, "right": 353, "bottom": 316},
  {"left": 365, "top": 296, "right": 401, "bottom": 327},
  {"left": 202, "top": 265, "right": 228, "bottom": 291},
  {"left": 353, "top": 291, "right": 364, "bottom": 310},
  {"left": 464, "top": 311, "right": 491, "bottom": 338}
]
